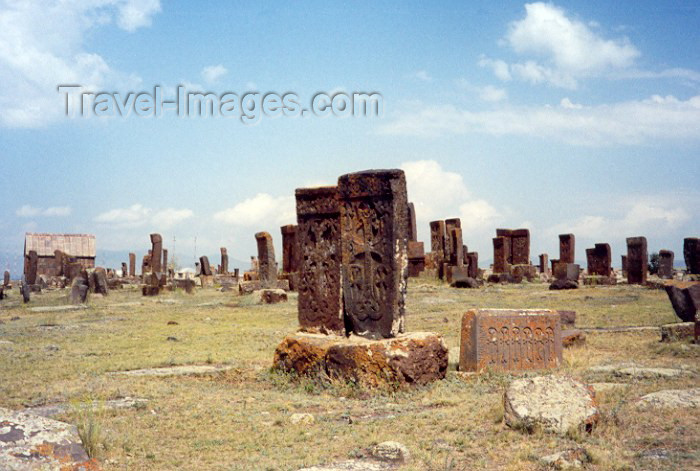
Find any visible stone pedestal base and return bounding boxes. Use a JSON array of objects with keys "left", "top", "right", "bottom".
[{"left": 273, "top": 332, "right": 448, "bottom": 389}]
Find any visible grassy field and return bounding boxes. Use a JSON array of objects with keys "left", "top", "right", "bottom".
[{"left": 0, "top": 278, "right": 697, "bottom": 470}]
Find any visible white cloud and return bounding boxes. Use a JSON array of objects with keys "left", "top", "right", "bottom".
[
  {"left": 213, "top": 193, "right": 295, "bottom": 227},
  {"left": 16, "top": 205, "right": 41, "bottom": 218},
  {"left": 43, "top": 206, "right": 72, "bottom": 217},
  {"left": 379, "top": 94, "right": 700, "bottom": 146},
  {"left": 16, "top": 204, "right": 72, "bottom": 217},
  {"left": 478, "top": 57, "right": 512, "bottom": 81},
  {"left": 458, "top": 199, "right": 503, "bottom": 232},
  {"left": 0, "top": 0, "right": 160, "bottom": 128},
  {"left": 95, "top": 204, "right": 151, "bottom": 225},
  {"left": 152, "top": 208, "right": 194, "bottom": 228},
  {"left": 411, "top": 70, "right": 432, "bottom": 82},
  {"left": 201, "top": 64, "right": 228, "bottom": 84},
  {"left": 479, "top": 85, "right": 507, "bottom": 102}
]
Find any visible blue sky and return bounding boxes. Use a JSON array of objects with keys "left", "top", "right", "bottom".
[{"left": 0, "top": 0, "right": 698, "bottom": 274}]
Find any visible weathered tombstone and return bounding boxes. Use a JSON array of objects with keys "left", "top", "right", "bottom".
[
  {"left": 626, "top": 237, "right": 648, "bottom": 284},
  {"left": 255, "top": 232, "right": 277, "bottom": 286},
  {"left": 53, "top": 250, "right": 65, "bottom": 276},
  {"left": 554, "top": 262, "right": 580, "bottom": 282},
  {"left": 467, "top": 252, "right": 479, "bottom": 278},
  {"left": 69, "top": 277, "right": 89, "bottom": 304},
  {"left": 20, "top": 277, "right": 30, "bottom": 303},
  {"left": 430, "top": 220, "right": 447, "bottom": 279},
  {"left": 280, "top": 225, "right": 299, "bottom": 274},
  {"left": 129, "top": 252, "right": 136, "bottom": 277},
  {"left": 195, "top": 262, "right": 201, "bottom": 276},
  {"left": 121, "top": 262, "right": 128, "bottom": 277},
  {"left": 162, "top": 249, "right": 168, "bottom": 274},
  {"left": 3, "top": 270, "right": 9, "bottom": 287},
  {"left": 199, "top": 256, "right": 213, "bottom": 276},
  {"left": 459, "top": 309, "right": 562, "bottom": 373},
  {"left": 26, "top": 250, "right": 38, "bottom": 285},
  {"left": 559, "top": 234, "right": 575, "bottom": 264},
  {"left": 220, "top": 247, "right": 229, "bottom": 275},
  {"left": 407, "top": 202, "right": 417, "bottom": 242},
  {"left": 493, "top": 236, "right": 509, "bottom": 274},
  {"left": 150, "top": 234, "right": 163, "bottom": 274},
  {"left": 445, "top": 218, "right": 461, "bottom": 265},
  {"left": 295, "top": 187, "right": 343, "bottom": 332},
  {"left": 684, "top": 238, "right": 700, "bottom": 274},
  {"left": 338, "top": 169, "right": 408, "bottom": 339},
  {"left": 407, "top": 241, "right": 426, "bottom": 277},
  {"left": 142, "top": 251, "right": 151, "bottom": 276},
  {"left": 510, "top": 229, "right": 530, "bottom": 265},
  {"left": 658, "top": 250, "right": 674, "bottom": 279},
  {"left": 586, "top": 243, "right": 612, "bottom": 277},
  {"left": 495, "top": 229, "right": 513, "bottom": 266},
  {"left": 663, "top": 281, "right": 700, "bottom": 322},
  {"left": 449, "top": 227, "right": 464, "bottom": 266},
  {"left": 93, "top": 267, "right": 109, "bottom": 295},
  {"left": 621, "top": 255, "right": 628, "bottom": 277},
  {"left": 539, "top": 254, "right": 549, "bottom": 274}
]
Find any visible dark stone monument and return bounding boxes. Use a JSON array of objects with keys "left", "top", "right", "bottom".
[
  {"left": 495, "top": 229, "right": 513, "bottom": 265},
  {"left": 121, "top": 262, "right": 128, "bottom": 277},
  {"left": 445, "top": 218, "right": 461, "bottom": 265},
  {"left": 663, "top": 281, "right": 700, "bottom": 323},
  {"left": 281, "top": 225, "right": 300, "bottom": 274},
  {"left": 220, "top": 247, "right": 229, "bottom": 275},
  {"left": 684, "top": 238, "right": 700, "bottom": 274},
  {"left": 510, "top": 229, "right": 530, "bottom": 265},
  {"left": 586, "top": 243, "right": 612, "bottom": 277},
  {"left": 162, "top": 249, "right": 168, "bottom": 274},
  {"left": 407, "top": 241, "right": 426, "bottom": 277},
  {"left": 255, "top": 232, "right": 277, "bottom": 286},
  {"left": 621, "top": 255, "right": 628, "bottom": 277},
  {"left": 26, "top": 250, "right": 38, "bottom": 285},
  {"left": 93, "top": 267, "right": 109, "bottom": 295},
  {"left": 539, "top": 253, "right": 549, "bottom": 274},
  {"left": 430, "top": 220, "right": 447, "bottom": 279},
  {"left": 195, "top": 262, "right": 201, "bottom": 276},
  {"left": 658, "top": 250, "right": 674, "bottom": 279},
  {"left": 493, "top": 237, "right": 509, "bottom": 274},
  {"left": 199, "top": 256, "right": 213, "bottom": 276},
  {"left": 129, "top": 252, "right": 136, "bottom": 277},
  {"left": 559, "top": 234, "right": 575, "bottom": 264},
  {"left": 448, "top": 226, "right": 464, "bottom": 266},
  {"left": 407, "top": 202, "right": 417, "bottom": 242},
  {"left": 295, "top": 186, "right": 343, "bottom": 334},
  {"left": 150, "top": 234, "right": 163, "bottom": 274},
  {"left": 69, "top": 277, "right": 89, "bottom": 304},
  {"left": 20, "top": 277, "right": 30, "bottom": 303},
  {"left": 3, "top": 270, "right": 9, "bottom": 287},
  {"left": 142, "top": 251, "right": 151, "bottom": 276},
  {"left": 626, "top": 236, "right": 648, "bottom": 284},
  {"left": 467, "top": 252, "right": 479, "bottom": 278},
  {"left": 338, "top": 169, "right": 408, "bottom": 339}
]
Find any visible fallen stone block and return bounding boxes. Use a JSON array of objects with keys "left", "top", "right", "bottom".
[
  {"left": 504, "top": 376, "right": 599, "bottom": 435},
  {"left": 0, "top": 407, "right": 98, "bottom": 470},
  {"left": 109, "top": 365, "right": 232, "bottom": 377},
  {"left": 660, "top": 322, "right": 695, "bottom": 342},
  {"left": 663, "top": 281, "right": 700, "bottom": 322},
  {"left": 273, "top": 332, "right": 448, "bottom": 389},
  {"left": 255, "top": 289, "right": 288, "bottom": 304},
  {"left": 549, "top": 279, "right": 579, "bottom": 290},
  {"left": 583, "top": 275, "right": 616, "bottom": 286},
  {"left": 589, "top": 364, "right": 686, "bottom": 379},
  {"left": 562, "top": 329, "right": 586, "bottom": 347},
  {"left": 636, "top": 388, "right": 700, "bottom": 409}
]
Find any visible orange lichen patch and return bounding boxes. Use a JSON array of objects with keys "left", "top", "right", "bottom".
[{"left": 61, "top": 458, "right": 102, "bottom": 471}]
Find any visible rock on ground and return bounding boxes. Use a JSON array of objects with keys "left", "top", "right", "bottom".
[
  {"left": 369, "top": 441, "right": 410, "bottom": 463},
  {"left": 660, "top": 322, "right": 695, "bottom": 342},
  {"left": 26, "top": 397, "right": 148, "bottom": 418},
  {"left": 504, "top": 376, "right": 599, "bottom": 435},
  {"left": 562, "top": 329, "right": 586, "bottom": 348},
  {"left": 109, "top": 365, "right": 232, "bottom": 377},
  {"left": 297, "top": 461, "right": 392, "bottom": 471},
  {"left": 289, "top": 413, "right": 315, "bottom": 425},
  {"left": 589, "top": 364, "right": 685, "bottom": 379},
  {"left": 273, "top": 332, "right": 448, "bottom": 389},
  {"left": 254, "top": 288, "right": 288, "bottom": 304},
  {"left": 540, "top": 448, "right": 591, "bottom": 469},
  {"left": 637, "top": 388, "right": 700, "bottom": 409},
  {"left": 0, "top": 407, "right": 98, "bottom": 470}
]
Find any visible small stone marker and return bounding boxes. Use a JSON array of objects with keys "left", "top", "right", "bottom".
[
  {"left": 586, "top": 243, "right": 612, "bottom": 277},
  {"left": 407, "top": 240, "right": 426, "bottom": 277},
  {"left": 69, "top": 276, "right": 89, "bottom": 304},
  {"left": 492, "top": 236, "right": 509, "bottom": 274},
  {"left": 459, "top": 309, "right": 562, "bottom": 373},
  {"left": 255, "top": 231, "right": 277, "bottom": 286},
  {"left": 338, "top": 169, "right": 408, "bottom": 339},
  {"left": 559, "top": 233, "right": 575, "bottom": 264},
  {"left": 626, "top": 236, "right": 648, "bottom": 284},
  {"left": 658, "top": 249, "right": 674, "bottom": 279},
  {"left": 150, "top": 233, "right": 163, "bottom": 274},
  {"left": 539, "top": 253, "right": 549, "bottom": 274},
  {"left": 20, "top": 277, "right": 30, "bottom": 303}
]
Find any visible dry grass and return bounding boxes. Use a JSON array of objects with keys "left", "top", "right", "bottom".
[{"left": 0, "top": 278, "right": 697, "bottom": 470}]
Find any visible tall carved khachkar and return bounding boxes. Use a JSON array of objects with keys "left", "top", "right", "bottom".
[
  {"left": 586, "top": 243, "right": 612, "bottom": 277},
  {"left": 684, "top": 238, "right": 699, "bottom": 274},
  {"left": 220, "top": 247, "right": 229, "bottom": 275},
  {"left": 626, "top": 236, "right": 648, "bottom": 284},
  {"left": 281, "top": 225, "right": 300, "bottom": 274},
  {"left": 150, "top": 234, "right": 163, "bottom": 274},
  {"left": 658, "top": 250, "right": 674, "bottom": 279},
  {"left": 559, "top": 234, "right": 575, "bottom": 264},
  {"left": 338, "top": 169, "right": 408, "bottom": 339},
  {"left": 128, "top": 253, "right": 136, "bottom": 277},
  {"left": 407, "top": 202, "right": 417, "bottom": 242},
  {"left": 430, "top": 220, "right": 447, "bottom": 279},
  {"left": 255, "top": 232, "right": 277, "bottom": 286},
  {"left": 295, "top": 187, "right": 343, "bottom": 333}
]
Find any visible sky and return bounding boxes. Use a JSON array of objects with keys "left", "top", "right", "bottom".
[{"left": 0, "top": 0, "right": 699, "bottom": 275}]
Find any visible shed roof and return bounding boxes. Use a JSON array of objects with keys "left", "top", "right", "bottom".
[{"left": 24, "top": 233, "right": 96, "bottom": 258}]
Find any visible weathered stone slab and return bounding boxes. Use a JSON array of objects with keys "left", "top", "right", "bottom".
[
  {"left": 255, "top": 231, "right": 277, "bottom": 286},
  {"left": 663, "top": 280, "right": 700, "bottom": 322},
  {"left": 280, "top": 225, "right": 299, "bottom": 275},
  {"left": 626, "top": 236, "right": 648, "bottom": 284},
  {"left": 26, "top": 250, "right": 38, "bottom": 285},
  {"left": 504, "top": 376, "right": 599, "bottom": 435},
  {"left": 430, "top": 220, "right": 446, "bottom": 279},
  {"left": 448, "top": 227, "right": 464, "bottom": 266},
  {"left": 219, "top": 247, "right": 229, "bottom": 275},
  {"left": 660, "top": 322, "right": 695, "bottom": 342},
  {"left": 129, "top": 252, "right": 135, "bottom": 277},
  {"left": 562, "top": 329, "right": 586, "bottom": 347},
  {"left": 559, "top": 234, "right": 575, "bottom": 264},
  {"left": 407, "top": 202, "right": 417, "bottom": 242},
  {"left": 538, "top": 253, "right": 549, "bottom": 274},
  {"left": 492, "top": 236, "right": 509, "bottom": 274},
  {"left": 684, "top": 237, "right": 700, "bottom": 274},
  {"left": 407, "top": 241, "right": 425, "bottom": 277},
  {"left": 637, "top": 388, "right": 700, "bottom": 409},
  {"left": 338, "top": 170, "right": 408, "bottom": 339},
  {"left": 553, "top": 262, "right": 579, "bottom": 281},
  {"left": 273, "top": 332, "right": 448, "bottom": 388},
  {"left": 586, "top": 243, "right": 611, "bottom": 277},
  {"left": 92, "top": 267, "right": 108, "bottom": 295},
  {"left": 658, "top": 249, "right": 674, "bottom": 279},
  {"left": 621, "top": 255, "right": 627, "bottom": 276},
  {"left": 3, "top": 270, "right": 9, "bottom": 286},
  {"left": 589, "top": 364, "right": 685, "bottom": 379},
  {"left": 510, "top": 229, "right": 530, "bottom": 265},
  {"left": 239, "top": 280, "right": 262, "bottom": 295},
  {"left": 445, "top": 218, "right": 461, "bottom": 265},
  {"left": 29, "top": 305, "right": 88, "bottom": 313},
  {"left": 150, "top": 233, "right": 162, "bottom": 274},
  {"left": 199, "top": 256, "right": 212, "bottom": 276},
  {"left": 110, "top": 365, "right": 232, "bottom": 377},
  {"left": 69, "top": 276, "right": 89, "bottom": 304},
  {"left": 459, "top": 309, "right": 562, "bottom": 373},
  {"left": 0, "top": 407, "right": 97, "bottom": 470},
  {"left": 255, "top": 288, "right": 288, "bottom": 304},
  {"left": 549, "top": 279, "right": 579, "bottom": 290},
  {"left": 295, "top": 186, "right": 344, "bottom": 334},
  {"left": 467, "top": 252, "right": 479, "bottom": 278}
]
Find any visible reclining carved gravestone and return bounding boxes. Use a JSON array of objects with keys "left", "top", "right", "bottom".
[
  {"left": 338, "top": 169, "right": 408, "bottom": 339},
  {"left": 295, "top": 186, "right": 343, "bottom": 334}
]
